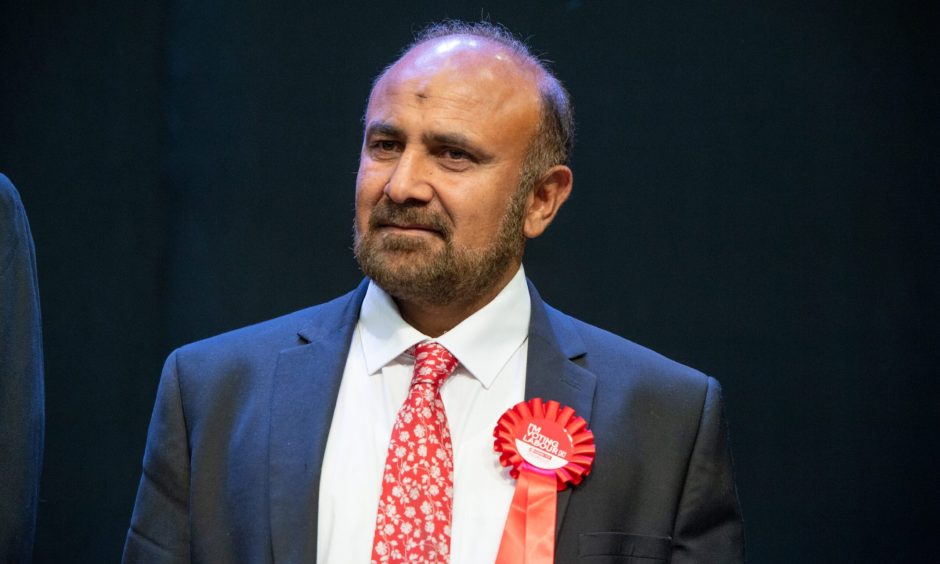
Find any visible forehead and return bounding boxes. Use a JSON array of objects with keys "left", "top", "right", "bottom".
[{"left": 366, "top": 36, "right": 541, "bottom": 141}]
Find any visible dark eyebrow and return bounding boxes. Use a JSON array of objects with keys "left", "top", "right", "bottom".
[
  {"left": 423, "top": 131, "right": 494, "bottom": 163},
  {"left": 364, "top": 121, "right": 495, "bottom": 163},
  {"left": 365, "top": 121, "right": 404, "bottom": 139}
]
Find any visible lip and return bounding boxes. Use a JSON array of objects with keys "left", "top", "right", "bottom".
[{"left": 379, "top": 222, "right": 441, "bottom": 235}]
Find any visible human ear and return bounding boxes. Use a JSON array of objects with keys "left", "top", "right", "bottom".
[{"left": 523, "top": 165, "right": 573, "bottom": 238}]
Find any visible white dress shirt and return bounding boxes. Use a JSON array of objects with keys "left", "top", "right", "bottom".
[{"left": 317, "top": 267, "right": 530, "bottom": 563}]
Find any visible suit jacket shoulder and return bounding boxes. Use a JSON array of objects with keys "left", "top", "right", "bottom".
[
  {"left": 174, "top": 281, "right": 366, "bottom": 373},
  {"left": 532, "top": 289, "right": 713, "bottom": 427},
  {"left": 124, "top": 281, "right": 368, "bottom": 564},
  {"left": 530, "top": 289, "right": 745, "bottom": 563},
  {"left": 549, "top": 300, "right": 709, "bottom": 386},
  {"left": 0, "top": 173, "right": 43, "bottom": 564}
]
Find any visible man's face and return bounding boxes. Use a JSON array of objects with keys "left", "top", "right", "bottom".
[{"left": 354, "top": 37, "right": 542, "bottom": 307}]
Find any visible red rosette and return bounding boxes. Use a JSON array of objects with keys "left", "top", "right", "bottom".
[{"left": 493, "top": 398, "right": 596, "bottom": 491}]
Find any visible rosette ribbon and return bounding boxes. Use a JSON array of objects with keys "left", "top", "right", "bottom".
[{"left": 493, "top": 398, "right": 595, "bottom": 564}]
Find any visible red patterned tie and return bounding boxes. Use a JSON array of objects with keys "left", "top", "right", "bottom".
[{"left": 372, "top": 342, "right": 459, "bottom": 563}]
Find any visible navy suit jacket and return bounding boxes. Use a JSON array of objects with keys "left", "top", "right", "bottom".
[
  {"left": 0, "top": 174, "right": 44, "bottom": 563},
  {"left": 124, "top": 280, "right": 744, "bottom": 563}
]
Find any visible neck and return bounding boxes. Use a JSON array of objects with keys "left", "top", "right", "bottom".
[{"left": 394, "top": 266, "right": 519, "bottom": 337}]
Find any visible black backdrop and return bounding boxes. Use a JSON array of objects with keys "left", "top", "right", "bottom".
[{"left": 1, "top": 2, "right": 937, "bottom": 562}]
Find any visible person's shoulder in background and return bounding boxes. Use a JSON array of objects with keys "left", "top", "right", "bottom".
[{"left": 0, "top": 171, "right": 45, "bottom": 564}]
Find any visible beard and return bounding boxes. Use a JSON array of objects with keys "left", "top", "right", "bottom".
[{"left": 353, "top": 189, "right": 527, "bottom": 308}]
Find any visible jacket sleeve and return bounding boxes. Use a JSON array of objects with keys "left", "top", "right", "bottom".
[
  {"left": 122, "top": 350, "right": 192, "bottom": 563},
  {"left": 0, "top": 175, "right": 44, "bottom": 564},
  {"left": 671, "top": 376, "right": 746, "bottom": 563}
]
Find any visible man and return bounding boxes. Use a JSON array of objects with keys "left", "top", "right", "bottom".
[
  {"left": 0, "top": 173, "right": 44, "bottom": 563},
  {"left": 124, "top": 21, "right": 744, "bottom": 563}
]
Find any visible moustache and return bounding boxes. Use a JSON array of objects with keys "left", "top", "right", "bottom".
[{"left": 369, "top": 201, "right": 453, "bottom": 240}]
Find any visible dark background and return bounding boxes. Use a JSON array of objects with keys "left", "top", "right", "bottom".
[{"left": 1, "top": 1, "right": 937, "bottom": 562}]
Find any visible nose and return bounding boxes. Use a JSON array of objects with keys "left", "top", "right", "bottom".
[{"left": 384, "top": 149, "right": 434, "bottom": 204}]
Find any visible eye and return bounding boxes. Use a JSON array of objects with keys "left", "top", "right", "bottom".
[
  {"left": 437, "top": 147, "right": 477, "bottom": 172},
  {"left": 369, "top": 139, "right": 401, "bottom": 159},
  {"left": 442, "top": 148, "right": 470, "bottom": 161}
]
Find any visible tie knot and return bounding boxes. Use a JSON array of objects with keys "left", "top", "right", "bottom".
[{"left": 411, "top": 342, "right": 458, "bottom": 390}]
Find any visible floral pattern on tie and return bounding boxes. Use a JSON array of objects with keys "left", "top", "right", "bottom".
[{"left": 372, "top": 342, "right": 459, "bottom": 564}]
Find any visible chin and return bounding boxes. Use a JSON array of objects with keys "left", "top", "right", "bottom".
[{"left": 378, "top": 232, "right": 441, "bottom": 253}]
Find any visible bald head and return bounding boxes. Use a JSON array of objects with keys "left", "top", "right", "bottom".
[
  {"left": 381, "top": 30, "right": 542, "bottom": 91},
  {"left": 380, "top": 35, "right": 539, "bottom": 93},
  {"left": 369, "top": 36, "right": 542, "bottom": 162},
  {"left": 372, "top": 21, "right": 574, "bottom": 189}
]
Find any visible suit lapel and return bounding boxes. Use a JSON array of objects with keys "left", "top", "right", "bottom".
[
  {"left": 268, "top": 281, "right": 368, "bottom": 563},
  {"left": 267, "top": 279, "right": 596, "bottom": 560},
  {"left": 524, "top": 280, "right": 598, "bottom": 537}
]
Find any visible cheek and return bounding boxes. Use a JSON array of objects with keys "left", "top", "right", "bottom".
[
  {"left": 447, "top": 188, "right": 515, "bottom": 243},
  {"left": 356, "top": 160, "right": 387, "bottom": 199},
  {"left": 354, "top": 171, "right": 381, "bottom": 229}
]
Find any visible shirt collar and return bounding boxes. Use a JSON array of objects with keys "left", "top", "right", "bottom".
[{"left": 358, "top": 266, "right": 531, "bottom": 389}]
